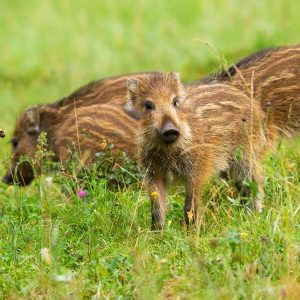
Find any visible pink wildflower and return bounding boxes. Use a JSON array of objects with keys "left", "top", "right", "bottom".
[{"left": 77, "top": 188, "right": 87, "bottom": 198}]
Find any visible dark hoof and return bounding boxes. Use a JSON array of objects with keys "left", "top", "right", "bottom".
[{"left": 151, "top": 222, "right": 164, "bottom": 231}]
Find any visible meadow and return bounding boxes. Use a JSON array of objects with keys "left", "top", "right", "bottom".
[{"left": 0, "top": 0, "right": 300, "bottom": 298}]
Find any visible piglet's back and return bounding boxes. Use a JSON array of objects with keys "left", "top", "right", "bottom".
[
  {"left": 225, "top": 45, "right": 300, "bottom": 138},
  {"left": 51, "top": 100, "right": 138, "bottom": 162},
  {"left": 182, "top": 83, "right": 265, "bottom": 172}
]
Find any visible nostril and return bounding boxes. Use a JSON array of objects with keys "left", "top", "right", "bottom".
[
  {"left": 163, "top": 129, "right": 179, "bottom": 137},
  {"left": 162, "top": 129, "right": 180, "bottom": 143}
]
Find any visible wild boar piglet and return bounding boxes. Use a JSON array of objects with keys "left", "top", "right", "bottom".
[{"left": 127, "top": 72, "right": 265, "bottom": 230}]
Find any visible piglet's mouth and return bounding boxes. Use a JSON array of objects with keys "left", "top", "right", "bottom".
[
  {"left": 2, "top": 173, "right": 33, "bottom": 186},
  {"left": 2, "top": 173, "right": 14, "bottom": 185},
  {"left": 2, "top": 163, "right": 35, "bottom": 186}
]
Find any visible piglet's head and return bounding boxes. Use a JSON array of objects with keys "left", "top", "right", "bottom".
[
  {"left": 127, "top": 72, "right": 189, "bottom": 148},
  {"left": 3, "top": 105, "right": 56, "bottom": 186}
]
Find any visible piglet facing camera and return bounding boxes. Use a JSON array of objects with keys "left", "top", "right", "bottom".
[{"left": 128, "top": 72, "right": 266, "bottom": 230}]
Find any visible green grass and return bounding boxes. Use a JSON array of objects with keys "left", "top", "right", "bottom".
[{"left": 1, "top": 0, "right": 300, "bottom": 298}]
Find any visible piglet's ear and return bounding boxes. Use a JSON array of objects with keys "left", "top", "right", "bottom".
[
  {"left": 127, "top": 78, "right": 139, "bottom": 95},
  {"left": 126, "top": 78, "right": 141, "bottom": 120},
  {"left": 170, "top": 72, "right": 180, "bottom": 83},
  {"left": 39, "top": 105, "right": 57, "bottom": 118},
  {"left": 23, "top": 106, "right": 40, "bottom": 135},
  {"left": 170, "top": 71, "right": 186, "bottom": 102}
]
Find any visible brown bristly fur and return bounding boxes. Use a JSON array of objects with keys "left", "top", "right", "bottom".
[
  {"left": 206, "top": 45, "right": 300, "bottom": 141},
  {"left": 229, "top": 45, "right": 300, "bottom": 142},
  {"left": 128, "top": 72, "right": 267, "bottom": 229}
]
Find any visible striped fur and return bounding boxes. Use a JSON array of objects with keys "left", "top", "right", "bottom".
[
  {"left": 227, "top": 45, "right": 300, "bottom": 140},
  {"left": 199, "top": 45, "right": 300, "bottom": 140}
]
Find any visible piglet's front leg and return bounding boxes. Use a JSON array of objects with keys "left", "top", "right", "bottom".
[
  {"left": 185, "top": 178, "right": 201, "bottom": 227},
  {"left": 184, "top": 165, "right": 212, "bottom": 228},
  {"left": 148, "top": 176, "right": 168, "bottom": 230}
]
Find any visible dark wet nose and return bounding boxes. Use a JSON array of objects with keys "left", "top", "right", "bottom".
[
  {"left": 0, "top": 130, "right": 5, "bottom": 138},
  {"left": 161, "top": 121, "right": 180, "bottom": 143},
  {"left": 2, "top": 173, "right": 14, "bottom": 185}
]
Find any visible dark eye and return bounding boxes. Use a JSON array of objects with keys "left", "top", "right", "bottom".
[
  {"left": 173, "top": 96, "right": 179, "bottom": 108},
  {"left": 11, "top": 138, "right": 18, "bottom": 149},
  {"left": 143, "top": 100, "right": 155, "bottom": 111}
]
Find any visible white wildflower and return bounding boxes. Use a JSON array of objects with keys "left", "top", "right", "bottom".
[
  {"left": 41, "top": 247, "right": 52, "bottom": 265},
  {"left": 45, "top": 177, "right": 53, "bottom": 188}
]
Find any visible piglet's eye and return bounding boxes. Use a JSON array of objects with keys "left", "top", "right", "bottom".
[
  {"left": 143, "top": 100, "right": 155, "bottom": 111},
  {"left": 173, "top": 96, "right": 180, "bottom": 108}
]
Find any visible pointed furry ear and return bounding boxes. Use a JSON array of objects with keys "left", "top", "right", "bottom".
[
  {"left": 171, "top": 72, "right": 185, "bottom": 102},
  {"left": 39, "top": 105, "right": 57, "bottom": 118},
  {"left": 170, "top": 72, "right": 180, "bottom": 83},
  {"left": 126, "top": 78, "right": 140, "bottom": 118},
  {"left": 128, "top": 78, "right": 139, "bottom": 94},
  {"left": 23, "top": 106, "right": 40, "bottom": 135}
]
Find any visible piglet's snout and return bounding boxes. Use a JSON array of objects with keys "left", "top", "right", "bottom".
[
  {"left": 160, "top": 121, "right": 180, "bottom": 143},
  {"left": 2, "top": 172, "right": 14, "bottom": 185}
]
